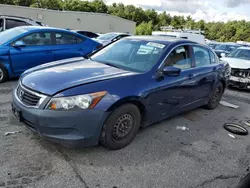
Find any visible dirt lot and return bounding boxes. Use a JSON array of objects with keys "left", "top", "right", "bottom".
[{"left": 0, "top": 80, "right": 250, "bottom": 188}]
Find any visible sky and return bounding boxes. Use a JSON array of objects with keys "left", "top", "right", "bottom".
[{"left": 104, "top": 0, "right": 250, "bottom": 22}]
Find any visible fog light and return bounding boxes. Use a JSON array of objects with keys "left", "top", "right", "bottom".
[{"left": 247, "top": 86, "right": 250, "bottom": 89}]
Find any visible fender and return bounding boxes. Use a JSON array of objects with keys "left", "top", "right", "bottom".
[{"left": 0, "top": 46, "right": 14, "bottom": 78}]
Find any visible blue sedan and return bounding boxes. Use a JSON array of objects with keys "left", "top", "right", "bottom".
[
  {"left": 0, "top": 26, "right": 102, "bottom": 83},
  {"left": 12, "top": 36, "right": 228, "bottom": 150}
]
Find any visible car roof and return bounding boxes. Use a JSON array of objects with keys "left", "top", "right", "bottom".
[
  {"left": 14, "top": 26, "right": 75, "bottom": 32},
  {"left": 125, "top": 35, "right": 197, "bottom": 45},
  {"left": 105, "top": 32, "right": 131, "bottom": 35},
  {"left": 221, "top": 42, "right": 241, "bottom": 46},
  {"left": 238, "top": 47, "right": 250, "bottom": 50}
]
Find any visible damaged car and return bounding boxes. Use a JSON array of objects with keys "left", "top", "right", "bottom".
[
  {"left": 12, "top": 36, "right": 228, "bottom": 150},
  {"left": 0, "top": 26, "right": 102, "bottom": 83},
  {"left": 221, "top": 47, "right": 250, "bottom": 89}
]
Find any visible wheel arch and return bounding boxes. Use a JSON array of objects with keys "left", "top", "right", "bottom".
[{"left": 107, "top": 96, "right": 147, "bottom": 124}]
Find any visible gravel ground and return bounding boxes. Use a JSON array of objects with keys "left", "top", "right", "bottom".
[{"left": 0, "top": 81, "right": 250, "bottom": 188}]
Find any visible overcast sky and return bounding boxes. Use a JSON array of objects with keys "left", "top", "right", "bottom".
[{"left": 104, "top": 0, "right": 250, "bottom": 22}]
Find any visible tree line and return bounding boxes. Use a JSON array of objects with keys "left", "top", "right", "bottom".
[{"left": 1, "top": 0, "right": 250, "bottom": 42}]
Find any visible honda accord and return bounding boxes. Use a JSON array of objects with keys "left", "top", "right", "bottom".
[{"left": 12, "top": 36, "right": 227, "bottom": 150}]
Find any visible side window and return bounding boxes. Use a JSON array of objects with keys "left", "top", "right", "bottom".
[
  {"left": 20, "top": 32, "right": 52, "bottom": 46},
  {"left": 89, "top": 32, "right": 99, "bottom": 38},
  {"left": 209, "top": 50, "right": 218, "bottom": 64},
  {"left": 164, "top": 45, "right": 191, "bottom": 70},
  {"left": 0, "top": 19, "right": 3, "bottom": 32},
  {"left": 6, "top": 19, "right": 27, "bottom": 29},
  {"left": 55, "top": 33, "right": 82, "bottom": 45},
  {"left": 76, "top": 37, "right": 84, "bottom": 44},
  {"left": 193, "top": 46, "right": 211, "bottom": 67}
]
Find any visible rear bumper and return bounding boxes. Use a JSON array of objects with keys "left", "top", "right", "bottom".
[{"left": 12, "top": 91, "right": 109, "bottom": 148}]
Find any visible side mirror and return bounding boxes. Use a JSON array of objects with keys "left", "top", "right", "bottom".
[
  {"left": 220, "top": 53, "right": 226, "bottom": 57},
  {"left": 13, "top": 41, "right": 26, "bottom": 48},
  {"left": 162, "top": 66, "right": 181, "bottom": 76}
]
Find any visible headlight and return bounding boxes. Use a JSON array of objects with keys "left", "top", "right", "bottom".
[{"left": 46, "top": 91, "right": 107, "bottom": 110}]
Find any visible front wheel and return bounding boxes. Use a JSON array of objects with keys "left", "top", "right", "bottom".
[
  {"left": 205, "top": 82, "right": 224, "bottom": 110},
  {"left": 100, "top": 104, "right": 141, "bottom": 150},
  {"left": 0, "top": 65, "right": 8, "bottom": 83}
]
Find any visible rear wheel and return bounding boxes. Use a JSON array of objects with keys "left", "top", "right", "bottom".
[
  {"left": 100, "top": 104, "right": 141, "bottom": 150},
  {"left": 205, "top": 82, "right": 224, "bottom": 110},
  {"left": 0, "top": 64, "right": 8, "bottom": 83}
]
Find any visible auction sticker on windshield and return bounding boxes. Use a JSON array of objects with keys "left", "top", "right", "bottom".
[{"left": 146, "top": 42, "right": 165, "bottom": 49}]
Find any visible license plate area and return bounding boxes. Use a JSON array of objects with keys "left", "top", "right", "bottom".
[{"left": 11, "top": 104, "right": 23, "bottom": 122}]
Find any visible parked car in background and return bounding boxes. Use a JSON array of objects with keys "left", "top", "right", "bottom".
[
  {"left": 214, "top": 43, "right": 241, "bottom": 58},
  {"left": 72, "top": 30, "right": 99, "bottom": 38},
  {"left": 0, "top": 26, "right": 102, "bottom": 83},
  {"left": 206, "top": 41, "right": 221, "bottom": 49},
  {"left": 95, "top": 32, "right": 131, "bottom": 46},
  {"left": 0, "top": 15, "right": 42, "bottom": 32},
  {"left": 221, "top": 47, "right": 250, "bottom": 89},
  {"left": 12, "top": 36, "right": 227, "bottom": 150},
  {"left": 152, "top": 31, "right": 205, "bottom": 44}
]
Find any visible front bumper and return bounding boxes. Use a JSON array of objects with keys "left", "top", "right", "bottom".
[
  {"left": 12, "top": 91, "right": 109, "bottom": 148},
  {"left": 229, "top": 76, "right": 250, "bottom": 90}
]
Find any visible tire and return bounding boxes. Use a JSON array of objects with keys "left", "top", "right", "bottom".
[
  {"left": 205, "top": 82, "right": 224, "bottom": 110},
  {"left": 0, "top": 64, "right": 8, "bottom": 83},
  {"left": 100, "top": 104, "right": 141, "bottom": 150},
  {"left": 224, "top": 123, "right": 248, "bottom": 136}
]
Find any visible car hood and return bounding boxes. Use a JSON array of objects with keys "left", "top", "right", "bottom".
[
  {"left": 221, "top": 57, "right": 250, "bottom": 69},
  {"left": 21, "top": 58, "right": 136, "bottom": 95}
]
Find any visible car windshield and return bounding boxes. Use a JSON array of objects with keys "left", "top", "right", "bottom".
[
  {"left": 97, "top": 33, "right": 118, "bottom": 40},
  {"left": 227, "top": 49, "right": 250, "bottom": 60},
  {"left": 215, "top": 44, "right": 240, "bottom": 52},
  {"left": 0, "top": 27, "right": 28, "bottom": 44},
  {"left": 91, "top": 39, "right": 167, "bottom": 72}
]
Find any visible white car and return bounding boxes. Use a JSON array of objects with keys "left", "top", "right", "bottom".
[
  {"left": 152, "top": 31, "right": 205, "bottom": 44},
  {"left": 221, "top": 47, "right": 250, "bottom": 89}
]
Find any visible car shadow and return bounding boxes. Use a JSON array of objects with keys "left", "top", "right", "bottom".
[{"left": 44, "top": 105, "right": 235, "bottom": 168}]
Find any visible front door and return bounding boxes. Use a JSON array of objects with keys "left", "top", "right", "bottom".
[
  {"left": 146, "top": 45, "right": 197, "bottom": 121},
  {"left": 10, "top": 32, "right": 54, "bottom": 76}
]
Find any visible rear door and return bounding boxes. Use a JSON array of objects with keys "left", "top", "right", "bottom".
[
  {"left": 52, "top": 32, "right": 88, "bottom": 61},
  {"left": 189, "top": 45, "right": 220, "bottom": 101},
  {"left": 10, "top": 32, "right": 54, "bottom": 75}
]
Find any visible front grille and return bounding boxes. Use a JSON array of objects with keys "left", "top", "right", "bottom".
[
  {"left": 231, "top": 68, "right": 250, "bottom": 78},
  {"left": 16, "top": 85, "right": 41, "bottom": 106}
]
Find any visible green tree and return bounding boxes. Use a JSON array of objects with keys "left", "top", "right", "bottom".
[
  {"left": 91, "top": 0, "right": 107, "bottom": 13},
  {"left": 136, "top": 21, "right": 153, "bottom": 35},
  {"left": 31, "top": 0, "right": 63, "bottom": 10},
  {"left": 0, "top": 0, "right": 15, "bottom": 4},
  {"left": 14, "top": 0, "right": 34, "bottom": 6}
]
